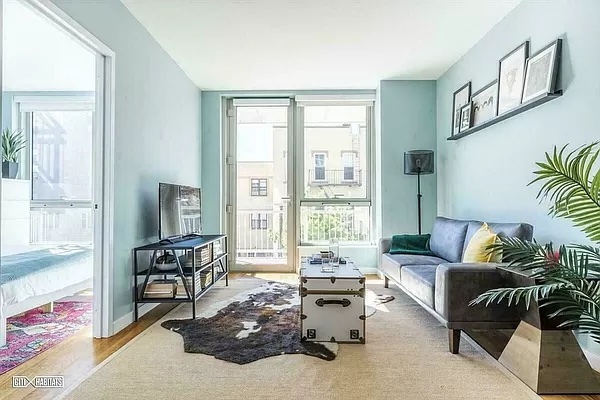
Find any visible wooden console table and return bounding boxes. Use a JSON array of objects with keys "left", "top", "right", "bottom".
[
  {"left": 496, "top": 266, "right": 600, "bottom": 394},
  {"left": 133, "top": 234, "right": 228, "bottom": 321}
]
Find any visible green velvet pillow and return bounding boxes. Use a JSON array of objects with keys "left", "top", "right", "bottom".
[{"left": 389, "top": 234, "right": 436, "bottom": 256}]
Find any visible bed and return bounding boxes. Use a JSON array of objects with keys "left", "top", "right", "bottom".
[{"left": 0, "top": 244, "right": 93, "bottom": 346}]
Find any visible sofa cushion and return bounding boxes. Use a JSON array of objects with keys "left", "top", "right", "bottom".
[
  {"left": 462, "top": 223, "right": 500, "bottom": 263},
  {"left": 385, "top": 253, "right": 447, "bottom": 267},
  {"left": 401, "top": 265, "right": 437, "bottom": 308},
  {"left": 380, "top": 254, "right": 446, "bottom": 284},
  {"left": 429, "top": 217, "right": 470, "bottom": 263},
  {"left": 462, "top": 220, "right": 534, "bottom": 257}
]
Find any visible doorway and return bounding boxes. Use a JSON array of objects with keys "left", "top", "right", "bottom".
[
  {"left": 0, "top": 0, "right": 116, "bottom": 356},
  {"left": 226, "top": 99, "right": 295, "bottom": 272}
]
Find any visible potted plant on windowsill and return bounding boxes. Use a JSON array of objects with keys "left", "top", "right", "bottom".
[
  {"left": 2, "top": 127, "right": 26, "bottom": 179},
  {"left": 471, "top": 142, "right": 600, "bottom": 341}
]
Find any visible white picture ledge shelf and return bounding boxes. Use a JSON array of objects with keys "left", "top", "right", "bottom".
[{"left": 447, "top": 91, "right": 563, "bottom": 141}]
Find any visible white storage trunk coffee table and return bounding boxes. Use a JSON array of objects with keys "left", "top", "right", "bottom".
[{"left": 299, "top": 260, "right": 366, "bottom": 344}]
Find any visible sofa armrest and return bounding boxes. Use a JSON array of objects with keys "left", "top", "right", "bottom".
[
  {"left": 378, "top": 237, "right": 391, "bottom": 254},
  {"left": 378, "top": 238, "right": 392, "bottom": 266},
  {"left": 435, "top": 263, "right": 518, "bottom": 323}
]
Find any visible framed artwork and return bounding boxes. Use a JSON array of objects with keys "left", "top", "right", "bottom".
[
  {"left": 451, "top": 82, "right": 471, "bottom": 135},
  {"left": 497, "top": 41, "right": 529, "bottom": 115},
  {"left": 471, "top": 80, "right": 498, "bottom": 126},
  {"left": 459, "top": 102, "right": 472, "bottom": 132},
  {"left": 522, "top": 39, "right": 562, "bottom": 103}
]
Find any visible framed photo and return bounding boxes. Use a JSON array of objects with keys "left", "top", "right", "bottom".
[
  {"left": 451, "top": 82, "right": 471, "bottom": 135},
  {"left": 522, "top": 39, "right": 562, "bottom": 103},
  {"left": 459, "top": 102, "right": 472, "bottom": 132},
  {"left": 471, "top": 80, "right": 498, "bottom": 126},
  {"left": 497, "top": 41, "right": 529, "bottom": 115}
]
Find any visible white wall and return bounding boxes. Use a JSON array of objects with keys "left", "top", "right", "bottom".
[
  {"left": 3, "top": 0, "right": 95, "bottom": 91},
  {"left": 0, "top": 179, "right": 30, "bottom": 252}
]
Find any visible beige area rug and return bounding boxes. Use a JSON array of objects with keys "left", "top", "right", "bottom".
[{"left": 62, "top": 277, "right": 539, "bottom": 400}]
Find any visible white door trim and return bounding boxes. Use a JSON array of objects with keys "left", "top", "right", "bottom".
[{"left": 20, "top": 0, "right": 117, "bottom": 338}]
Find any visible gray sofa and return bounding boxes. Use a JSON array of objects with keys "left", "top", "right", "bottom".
[{"left": 378, "top": 216, "right": 533, "bottom": 353}]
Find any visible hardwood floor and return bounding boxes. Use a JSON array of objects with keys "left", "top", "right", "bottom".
[
  {"left": 0, "top": 303, "right": 177, "bottom": 400},
  {"left": 1, "top": 273, "right": 598, "bottom": 399}
]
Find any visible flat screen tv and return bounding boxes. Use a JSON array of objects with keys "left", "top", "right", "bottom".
[{"left": 159, "top": 183, "right": 202, "bottom": 240}]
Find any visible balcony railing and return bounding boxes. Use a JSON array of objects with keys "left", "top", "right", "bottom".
[
  {"left": 236, "top": 209, "right": 286, "bottom": 261},
  {"left": 30, "top": 207, "right": 93, "bottom": 244},
  {"left": 308, "top": 169, "right": 362, "bottom": 186},
  {"left": 300, "top": 206, "right": 370, "bottom": 243},
  {"left": 234, "top": 206, "right": 370, "bottom": 264}
]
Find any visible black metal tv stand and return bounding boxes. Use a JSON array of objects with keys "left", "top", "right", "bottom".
[{"left": 133, "top": 234, "right": 228, "bottom": 320}]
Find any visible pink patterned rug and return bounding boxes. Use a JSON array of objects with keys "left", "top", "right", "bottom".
[{"left": 0, "top": 301, "right": 92, "bottom": 375}]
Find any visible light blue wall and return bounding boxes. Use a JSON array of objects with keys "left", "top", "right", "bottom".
[
  {"left": 436, "top": 0, "right": 600, "bottom": 356},
  {"left": 51, "top": 0, "right": 202, "bottom": 324},
  {"left": 200, "top": 91, "right": 222, "bottom": 233},
  {"left": 436, "top": 0, "right": 600, "bottom": 247},
  {"left": 379, "top": 80, "right": 437, "bottom": 238}
]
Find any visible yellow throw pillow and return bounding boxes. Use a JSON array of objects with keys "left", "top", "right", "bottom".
[{"left": 463, "top": 223, "right": 501, "bottom": 263}]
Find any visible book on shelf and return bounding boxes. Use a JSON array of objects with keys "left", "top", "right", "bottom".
[
  {"left": 144, "top": 291, "right": 174, "bottom": 299},
  {"left": 143, "top": 279, "right": 176, "bottom": 298},
  {"left": 146, "top": 278, "right": 177, "bottom": 287}
]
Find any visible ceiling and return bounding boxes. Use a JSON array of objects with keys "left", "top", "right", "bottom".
[{"left": 122, "top": 0, "right": 522, "bottom": 91}]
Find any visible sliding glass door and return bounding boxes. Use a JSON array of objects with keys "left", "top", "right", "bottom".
[
  {"left": 227, "top": 100, "right": 295, "bottom": 271},
  {"left": 225, "top": 96, "right": 374, "bottom": 272}
]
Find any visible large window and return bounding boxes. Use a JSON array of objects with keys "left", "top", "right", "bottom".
[
  {"left": 14, "top": 96, "right": 95, "bottom": 244},
  {"left": 299, "top": 103, "right": 373, "bottom": 244},
  {"left": 31, "top": 110, "right": 93, "bottom": 201}
]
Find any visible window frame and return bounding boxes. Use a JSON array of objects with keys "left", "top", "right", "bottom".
[
  {"left": 13, "top": 96, "right": 95, "bottom": 207},
  {"left": 250, "top": 177, "right": 268, "bottom": 197},
  {"left": 341, "top": 150, "right": 358, "bottom": 182},
  {"left": 250, "top": 212, "right": 268, "bottom": 230},
  {"left": 297, "top": 102, "right": 375, "bottom": 245},
  {"left": 312, "top": 151, "right": 328, "bottom": 182}
]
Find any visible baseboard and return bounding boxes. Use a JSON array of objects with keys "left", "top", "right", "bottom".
[
  {"left": 358, "top": 267, "right": 379, "bottom": 275},
  {"left": 112, "top": 303, "right": 158, "bottom": 335}
]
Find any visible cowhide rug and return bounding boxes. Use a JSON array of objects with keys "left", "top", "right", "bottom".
[{"left": 161, "top": 281, "right": 394, "bottom": 365}]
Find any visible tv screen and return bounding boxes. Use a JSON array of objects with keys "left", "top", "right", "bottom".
[{"left": 159, "top": 183, "right": 202, "bottom": 239}]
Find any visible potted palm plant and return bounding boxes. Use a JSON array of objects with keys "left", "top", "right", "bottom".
[
  {"left": 471, "top": 142, "right": 600, "bottom": 342},
  {"left": 2, "top": 127, "right": 26, "bottom": 179}
]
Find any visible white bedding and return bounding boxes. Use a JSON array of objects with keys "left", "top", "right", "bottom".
[{"left": 0, "top": 245, "right": 93, "bottom": 311}]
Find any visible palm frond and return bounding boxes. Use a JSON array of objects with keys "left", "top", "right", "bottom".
[
  {"left": 472, "top": 142, "right": 600, "bottom": 345},
  {"left": 569, "top": 244, "right": 600, "bottom": 276},
  {"left": 530, "top": 143, "right": 600, "bottom": 243},
  {"left": 469, "top": 283, "right": 568, "bottom": 309},
  {"left": 542, "top": 280, "right": 600, "bottom": 342}
]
